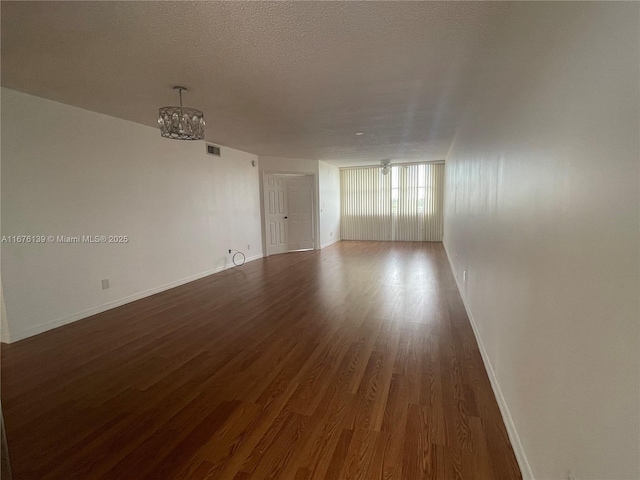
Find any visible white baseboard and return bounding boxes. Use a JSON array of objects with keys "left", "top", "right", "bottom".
[
  {"left": 443, "top": 242, "right": 534, "bottom": 480},
  {"left": 321, "top": 238, "right": 341, "bottom": 249},
  {"left": 2, "top": 253, "right": 264, "bottom": 344}
]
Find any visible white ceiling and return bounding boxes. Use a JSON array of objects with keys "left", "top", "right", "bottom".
[{"left": 1, "top": 1, "right": 510, "bottom": 167}]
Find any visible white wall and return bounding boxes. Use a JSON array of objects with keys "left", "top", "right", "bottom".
[
  {"left": 444, "top": 3, "right": 639, "bottom": 480},
  {"left": 259, "top": 156, "right": 319, "bottom": 177},
  {"left": 0, "top": 283, "right": 7, "bottom": 344},
  {"left": 318, "top": 161, "right": 340, "bottom": 248},
  {"left": 1, "top": 88, "right": 263, "bottom": 343},
  {"left": 0, "top": 88, "right": 7, "bottom": 343}
]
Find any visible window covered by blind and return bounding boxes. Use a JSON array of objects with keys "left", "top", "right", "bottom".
[
  {"left": 340, "top": 166, "right": 392, "bottom": 240},
  {"left": 340, "top": 163, "right": 444, "bottom": 241}
]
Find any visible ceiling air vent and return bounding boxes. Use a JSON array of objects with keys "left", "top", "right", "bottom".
[{"left": 206, "top": 144, "right": 221, "bottom": 156}]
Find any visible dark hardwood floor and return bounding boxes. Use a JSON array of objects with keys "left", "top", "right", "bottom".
[{"left": 1, "top": 241, "right": 521, "bottom": 480}]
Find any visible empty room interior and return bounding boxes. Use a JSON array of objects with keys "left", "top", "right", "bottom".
[{"left": 1, "top": 2, "right": 638, "bottom": 480}]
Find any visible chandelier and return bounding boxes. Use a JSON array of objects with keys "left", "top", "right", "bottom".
[{"left": 158, "top": 86, "right": 205, "bottom": 140}]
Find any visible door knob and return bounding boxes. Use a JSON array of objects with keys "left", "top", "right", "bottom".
[{"left": 284, "top": 216, "right": 288, "bottom": 219}]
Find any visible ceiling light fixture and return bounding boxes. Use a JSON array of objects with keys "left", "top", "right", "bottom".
[
  {"left": 158, "top": 86, "right": 205, "bottom": 140},
  {"left": 355, "top": 132, "right": 364, "bottom": 136},
  {"left": 381, "top": 159, "right": 391, "bottom": 175}
]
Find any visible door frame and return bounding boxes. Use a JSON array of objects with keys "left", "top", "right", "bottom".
[{"left": 260, "top": 171, "right": 319, "bottom": 257}]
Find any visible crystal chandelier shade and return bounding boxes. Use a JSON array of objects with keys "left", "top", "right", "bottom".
[{"left": 158, "top": 87, "right": 205, "bottom": 140}]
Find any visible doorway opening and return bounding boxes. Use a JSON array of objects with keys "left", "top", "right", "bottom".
[{"left": 263, "top": 173, "right": 315, "bottom": 256}]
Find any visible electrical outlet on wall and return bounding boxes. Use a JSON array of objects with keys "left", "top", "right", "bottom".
[{"left": 102, "top": 279, "right": 110, "bottom": 290}]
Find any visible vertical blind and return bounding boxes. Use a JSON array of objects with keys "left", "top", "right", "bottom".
[{"left": 340, "top": 163, "right": 444, "bottom": 241}]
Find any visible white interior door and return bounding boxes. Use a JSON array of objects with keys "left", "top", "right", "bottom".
[
  {"left": 265, "top": 174, "right": 288, "bottom": 255},
  {"left": 286, "top": 175, "right": 314, "bottom": 251},
  {"left": 264, "top": 174, "right": 315, "bottom": 256}
]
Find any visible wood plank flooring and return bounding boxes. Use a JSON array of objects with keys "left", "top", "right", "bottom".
[{"left": 1, "top": 241, "right": 522, "bottom": 480}]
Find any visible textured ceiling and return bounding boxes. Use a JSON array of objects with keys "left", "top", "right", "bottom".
[{"left": 1, "top": 1, "right": 510, "bottom": 166}]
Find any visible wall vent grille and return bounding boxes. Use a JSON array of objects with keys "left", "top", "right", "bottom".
[{"left": 206, "top": 144, "right": 221, "bottom": 156}]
